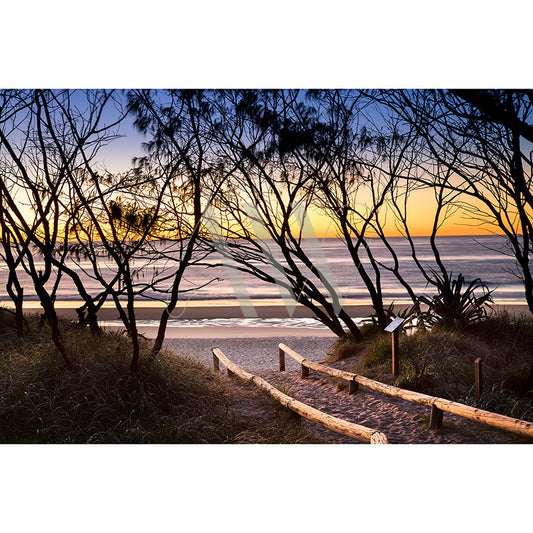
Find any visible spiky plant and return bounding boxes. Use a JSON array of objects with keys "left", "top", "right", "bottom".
[{"left": 417, "top": 271, "right": 493, "bottom": 330}]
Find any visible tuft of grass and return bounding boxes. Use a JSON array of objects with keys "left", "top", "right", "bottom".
[
  {"left": 0, "top": 311, "right": 324, "bottom": 444},
  {"left": 324, "top": 324, "right": 380, "bottom": 363},
  {"left": 335, "top": 380, "right": 347, "bottom": 392},
  {"left": 324, "top": 335, "right": 360, "bottom": 362},
  {"left": 359, "top": 322, "right": 383, "bottom": 338},
  {"left": 363, "top": 338, "right": 392, "bottom": 368}
]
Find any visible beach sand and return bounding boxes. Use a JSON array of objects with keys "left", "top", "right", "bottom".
[
  {"left": 165, "top": 335, "right": 336, "bottom": 371},
  {"left": 49, "top": 301, "right": 377, "bottom": 321},
  {"left": 154, "top": 302, "right": 529, "bottom": 444},
  {"left": 35, "top": 301, "right": 531, "bottom": 322}
]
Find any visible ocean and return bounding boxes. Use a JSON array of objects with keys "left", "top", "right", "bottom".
[{"left": 1, "top": 235, "right": 527, "bottom": 327}]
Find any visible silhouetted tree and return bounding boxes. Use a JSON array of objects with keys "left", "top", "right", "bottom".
[
  {"left": 0, "top": 187, "right": 26, "bottom": 337},
  {"left": 0, "top": 90, "right": 78, "bottom": 367},
  {"left": 127, "top": 89, "right": 236, "bottom": 359},
  {"left": 379, "top": 90, "right": 533, "bottom": 314},
  {"left": 295, "top": 90, "right": 417, "bottom": 327},
  {"left": 0, "top": 89, "right": 135, "bottom": 368},
  {"left": 207, "top": 90, "right": 366, "bottom": 339},
  {"left": 61, "top": 145, "right": 185, "bottom": 373}
]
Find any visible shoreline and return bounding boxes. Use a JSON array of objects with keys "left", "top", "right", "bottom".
[
  {"left": 11, "top": 301, "right": 529, "bottom": 342},
  {"left": 29, "top": 302, "right": 378, "bottom": 321},
  {"left": 124, "top": 325, "right": 336, "bottom": 339},
  {"left": 16, "top": 302, "right": 532, "bottom": 322}
]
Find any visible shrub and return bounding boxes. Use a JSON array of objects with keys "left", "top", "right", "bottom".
[{"left": 417, "top": 271, "right": 493, "bottom": 330}]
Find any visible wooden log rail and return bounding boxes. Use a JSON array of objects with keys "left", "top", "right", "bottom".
[
  {"left": 211, "top": 347, "right": 389, "bottom": 444},
  {"left": 278, "top": 343, "right": 533, "bottom": 440}
]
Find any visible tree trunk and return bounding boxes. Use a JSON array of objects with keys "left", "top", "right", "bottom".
[
  {"left": 49, "top": 311, "right": 73, "bottom": 370},
  {"left": 151, "top": 305, "right": 172, "bottom": 361},
  {"left": 127, "top": 295, "right": 140, "bottom": 373},
  {"left": 301, "top": 298, "right": 350, "bottom": 338},
  {"left": 88, "top": 310, "right": 100, "bottom": 334},
  {"left": 521, "top": 260, "right": 533, "bottom": 316},
  {"left": 7, "top": 282, "right": 24, "bottom": 337},
  {"left": 36, "top": 286, "right": 73, "bottom": 369},
  {"left": 370, "top": 298, "right": 387, "bottom": 329},
  {"left": 45, "top": 301, "right": 72, "bottom": 369},
  {"left": 129, "top": 324, "right": 140, "bottom": 374},
  {"left": 112, "top": 294, "right": 131, "bottom": 333},
  {"left": 338, "top": 308, "right": 363, "bottom": 342},
  {"left": 76, "top": 302, "right": 100, "bottom": 334},
  {"left": 14, "top": 297, "right": 24, "bottom": 338},
  {"left": 150, "top": 247, "right": 193, "bottom": 361}
]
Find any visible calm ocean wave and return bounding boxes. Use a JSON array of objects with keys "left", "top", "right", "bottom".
[
  {"left": 99, "top": 316, "right": 376, "bottom": 329},
  {"left": 100, "top": 317, "right": 330, "bottom": 328}
]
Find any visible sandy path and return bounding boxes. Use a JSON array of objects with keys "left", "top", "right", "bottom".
[
  {"left": 259, "top": 368, "right": 521, "bottom": 444},
  {"left": 48, "top": 297, "right": 533, "bottom": 443},
  {"left": 164, "top": 334, "right": 524, "bottom": 444}
]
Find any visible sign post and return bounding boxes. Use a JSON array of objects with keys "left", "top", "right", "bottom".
[{"left": 384, "top": 317, "right": 405, "bottom": 377}]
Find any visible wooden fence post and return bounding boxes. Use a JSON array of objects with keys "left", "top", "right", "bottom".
[
  {"left": 429, "top": 404, "right": 443, "bottom": 429},
  {"left": 279, "top": 346, "right": 285, "bottom": 372},
  {"left": 349, "top": 379, "right": 359, "bottom": 395},
  {"left": 475, "top": 358, "right": 483, "bottom": 403},
  {"left": 213, "top": 353, "right": 219, "bottom": 373}
]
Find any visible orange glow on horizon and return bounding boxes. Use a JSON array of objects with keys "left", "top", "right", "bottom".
[{"left": 307, "top": 186, "right": 504, "bottom": 239}]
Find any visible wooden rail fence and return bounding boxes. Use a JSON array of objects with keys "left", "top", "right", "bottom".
[
  {"left": 278, "top": 343, "right": 533, "bottom": 440},
  {"left": 211, "top": 347, "right": 389, "bottom": 444}
]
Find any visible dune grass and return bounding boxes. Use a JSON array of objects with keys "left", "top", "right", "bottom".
[
  {"left": 0, "top": 310, "right": 323, "bottom": 444},
  {"left": 344, "top": 311, "right": 533, "bottom": 422}
]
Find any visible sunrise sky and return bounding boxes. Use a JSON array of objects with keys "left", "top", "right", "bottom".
[{"left": 90, "top": 91, "right": 498, "bottom": 239}]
